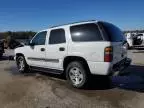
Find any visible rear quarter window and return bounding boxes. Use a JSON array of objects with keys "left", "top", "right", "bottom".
[
  {"left": 99, "top": 22, "right": 126, "bottom": 42},
  {"left": 70, "top": 23, "right": 103, "bottom": 42}
]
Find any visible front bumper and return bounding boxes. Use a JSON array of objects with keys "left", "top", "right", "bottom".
[{"left": 109, "top": 58, "right": 132, "bottom": 76}]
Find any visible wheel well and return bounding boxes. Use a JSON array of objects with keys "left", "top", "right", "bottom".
[
  {"left": 16, "top": 53, "right": 24, "bottom": 60},
  {"left": 63, "top": 56, "right": 90, "bottom": 71}
]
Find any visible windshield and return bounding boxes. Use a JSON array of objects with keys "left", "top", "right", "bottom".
[{"left": 99, "top": 22, "right": 126, "bottom": 42}]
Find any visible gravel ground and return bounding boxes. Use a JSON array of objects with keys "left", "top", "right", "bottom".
[{"left": 0, "top": 49, "right": 144, "bottom": 108}]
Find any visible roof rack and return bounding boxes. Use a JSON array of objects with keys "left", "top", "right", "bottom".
[{"left": 50, "top": 20, "right": 96, "bottom": 28}]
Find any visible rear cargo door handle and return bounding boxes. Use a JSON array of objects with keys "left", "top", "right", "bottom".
[{"left": 59, "top": 47, "right": 65, "bottom": 51}]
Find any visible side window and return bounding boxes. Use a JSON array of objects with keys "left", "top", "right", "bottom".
[
  {"left": 70, "top": 23, "right": 103, "bottom": 42},
  {"left": 49, "top": 29, "right": 66, "bottom": 44},
  {"left": 31, "top": 31, "right": 47, "bottom": 45}
]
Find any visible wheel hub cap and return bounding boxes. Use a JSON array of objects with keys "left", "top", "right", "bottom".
[{"left": 69, "top": 67, "right": 84, "bottom": 85}]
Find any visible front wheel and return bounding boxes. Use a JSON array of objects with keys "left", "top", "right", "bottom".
[
  {"left": 66, "top": 61, "right": 89, "bottom": 88},
  {"left": 16, "top": 56, "right": 29, "bottom": 73}
]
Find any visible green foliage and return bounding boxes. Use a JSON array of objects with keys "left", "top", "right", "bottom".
[{"left": 0, "top": 31, "right": 36, "bottom": 40}]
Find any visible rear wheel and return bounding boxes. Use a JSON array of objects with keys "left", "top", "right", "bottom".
[
  {"left": 16, "top": 56, "right": 29, "bottom": 73},
  {"left": 66, "top": 61, "right": 89, "bottom": 88}
]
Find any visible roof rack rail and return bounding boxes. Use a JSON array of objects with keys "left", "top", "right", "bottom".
[{"left": 50, "top": 20, "right": 96, "bottom": 28}]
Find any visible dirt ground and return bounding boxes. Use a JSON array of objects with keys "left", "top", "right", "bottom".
[{"left": 0, "top": 49, "right": 144, "bottom": 108}]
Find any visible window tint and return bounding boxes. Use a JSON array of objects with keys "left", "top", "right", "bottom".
[
  {"left": 99, "top": 22, "right": 125, "bottom": 42},
  {"left": 70, "top": 23, "right": 103, "bottom": 42},
  {"left": 32, "top": 31, "right": 47, "bottom": 45},
  {"left": 49, "top": 29, "right": 66, "bottom": 44}
]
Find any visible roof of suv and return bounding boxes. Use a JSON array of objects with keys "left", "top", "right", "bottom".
[{"left": 44, "top": 20, "right": 98, "bottom": 30}]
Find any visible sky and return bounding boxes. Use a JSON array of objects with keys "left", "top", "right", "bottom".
[{"left": 0, "top": 0, "right": 144, "bottom": 31}]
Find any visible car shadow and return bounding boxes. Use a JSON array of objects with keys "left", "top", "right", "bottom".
[
  {"left": 84, "top": 75, "right": 114, "bottom": 90},
  {"left": 39, "top": 64, "right": 144, "bottom": 92},
  {"left": 0, "top": 55, "right": 14, "bottom": 61},
  {"left": 8, "top": 63, "right": 144, "bottom": 92},
  {"left": 28, "top": 71, "right": 114, "bottom": 90},
  {"left": 112, "top": 65, "right": 144, "bottom": 92},
  {"left": 0, "top": 56, "right": 9, "bottom": 61},
  {"left": 12, "top": 69, "right": 113, "bottom": 90}
]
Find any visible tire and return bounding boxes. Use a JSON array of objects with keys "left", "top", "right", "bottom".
[
  {"left": 66, "top": 61, "right": 89, "bottom": 88},
  {"left": 16, "top": 56, "right": 29, "bottom": 73}
]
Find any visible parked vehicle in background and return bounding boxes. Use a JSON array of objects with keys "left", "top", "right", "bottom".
[
  {"left": 126, "top": 33, "right": 144, "bottom": 49},
  {"left": 125, "top": 33, "right": 134, "bottom": 48},
  {"left": 14, "top": 20, "right": 131, "bottom": 88},
  {"left": 133, "top": 34, "right": 144, "bottom": 45}
]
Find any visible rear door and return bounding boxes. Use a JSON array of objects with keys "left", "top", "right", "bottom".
[
  {"left": 45, "top": 28, "right": 67, "bottom": 70},
  {"left": 69, "top": 23, "right": 106, "bottom": 62},
  {"left": 99, "top": 22, "right": 127, "bottom": 64}
]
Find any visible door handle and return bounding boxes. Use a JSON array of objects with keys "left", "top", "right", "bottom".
[
  {"left": 59, "top": 47, "right": 65, "bottom": 51},
  {"left": 41, "top": 48, "right": 45, "bottom": 52}
]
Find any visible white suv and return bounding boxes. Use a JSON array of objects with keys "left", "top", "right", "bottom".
[{"left": 14, "top": 20, "right": 131, "bottom": 88}]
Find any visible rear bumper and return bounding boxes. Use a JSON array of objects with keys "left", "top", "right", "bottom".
[
  {"left": 88, "top": 58, "right": 132, "bottom": 76},
  {"left": 109, "top": 58, "right": 132, "bottom": 76}
]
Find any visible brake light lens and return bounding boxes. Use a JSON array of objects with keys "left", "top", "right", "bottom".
[{"left": 104, "top": 46, "right": 113, "bottom": 62}]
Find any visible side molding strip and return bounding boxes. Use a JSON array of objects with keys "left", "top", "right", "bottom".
[
  {"left": 30, "top": 66, "right": 63, "bottom": 74},
  {"left": 28, "top": 57, "right": 59, "bottom": 63}
]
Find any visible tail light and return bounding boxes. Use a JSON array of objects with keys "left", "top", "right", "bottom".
[{"left": 104, "top": 46, "right": 113, "bottom": 62}]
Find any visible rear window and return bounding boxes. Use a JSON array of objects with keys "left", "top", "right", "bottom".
[
  {"left": 70, "top": 23, "right": 103, "bottom": 42},
  {"left": 99, "top": 22, "right": 125, "bottom": 42}
]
